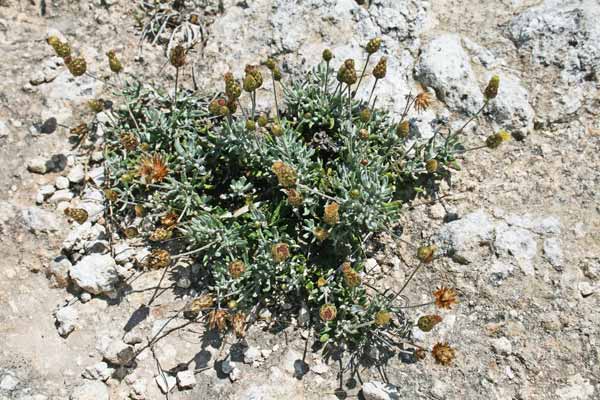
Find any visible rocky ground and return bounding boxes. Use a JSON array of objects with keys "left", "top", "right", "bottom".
[{"left": 0, "top": 0, "right": 599, "bottom": 399}]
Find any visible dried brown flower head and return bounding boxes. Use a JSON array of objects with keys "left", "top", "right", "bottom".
[
  {"left": 396, "top": 120, "right": 409, "bottom": 138},
  {"left": 372, "top": 57, "right": 387, "bottom": 79},
  {"left": 138, "top": 153, "right": 168, "bottom": 184},
  {"left": 485, "top": 130, "right": 511, "bottom": 149},
  {"left": 337, "top": 59, "right": 357, "bottom": 85},
  {"left": 146, "top": 249, "right": 171, "bottom": 269},
  {"left": 231, "top": 312, "right": 246, "bottom": 338},
  {"left": 323, "top": 202, "right": 340, "bottom": 225},
  {"left": 414, "top": 92, "right": 433, "bottom": 113},
  {"left": 169, "top": 45, "right": 186, "bottom": 68},
  {"left": 70, "top": 123, "right": 89, "bottom": 138},
  {"left": 208, "top": 309, "right": 228, "bottom": 332},
  {"left": 433, "top": 287, "right": 458, "bottom": 309},
  {"left": 106, "top": 50, "right": 123, "bottom": 74},
  {"left": 64, "top": 207, "right": 88, "bottom": 224},
  {"left": 119, "top": 132, "right": 139, "bottom": 151},
  {"left": 124, "top": 227, "right": 139, "bottom": 238},
  {"left": 417, "top": 315, "right": 443, "bottom": 332},
  {"left": 134, "top": 204, "right": 145, "bottom": 217},
  {"left": 342, "top": 262, "right": 360, "bottom": 288},
  {"left": 190, "top": 294, "right": 214, "bottom": 312},
  {"left": 366, "top": 37, "right": 382, "bottom": 54},
  {"left": 228, "top": 260, "right": 246, "bottom": 279},
  {"left": 149, "top": 227, "right": 172, "bottom": 242},
  {"left": 313, "top": 227, "right": 329, "bottom": 242},
  {"left": 320, "top": 304, "right": 337, "bottom": 322},
  {"left": 484, "top": 75, "right": 500, "bottom": 100},
  {"left": 415, "top": 348, "right": 427, "bottom": 361},
  {"left": 160, "top": 212, "right": 178, "bottom": 227},
  {"left": 67, "top": 57, "right": 87, "bottom": 77},
  {"left": 432, "top": 342, "right": 455, "bottom": 366},
  {"left": 374, "top": 310, "right": 391, "bottom": 327},
  {"left": 286, "top": 188, "right": 303, "bottom": 207},
  {"left": 271, "top": 242, "right": 290, "bottom": 263},
  {"left": 271, "top": 161, "right": 297, "bottom": 188},
  {"left": 417, "top": 245, "right": 436, "bottom": 263},
  {"left": 104, "top": 189, "right": 118, "bottom": 202}
]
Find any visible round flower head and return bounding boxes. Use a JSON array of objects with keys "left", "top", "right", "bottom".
[
  {"left": 432, "top": 342, "right": 455, "bottom": 366},
  {"left": 342, "top": 262, "right": 360, "bottom": 288},
  {"left": 106, "top": 50, "right": 123, "bottom": 74},
  {"left": 313, "top": 227, "right": 329, "bottom": 242},
  {"left": 417, "top": 315, "right": 443, "bottom": 332},
  {"left": 271, "top": 242, "right": 290, "bottom": 263},
  {"left": 322, "top": 49, "right": 333, "bottom": 62},
  {"left": 272, "top": 67, "right": 282, "bottom": 81},
  {"left": 271, "top": 161, "right": 297, "bottom": 188},
  {"left": 103, "top": 189, "right": 118, "bottom": 203},
  {"left": 257, "top": 113, "right": 268, "bottom": 127},
  {"left": 224, "top": 73, "right": 241, "bottom": 100},
  {"left": 484, "top": 75, "right": 500, "bottom": 100},
  {"left": 286, "top": 189, "right": 303, "bottom": 207},
  {"left": 366, "top": 37, "right": 382, "bottom": 54},
  {"left": 190, "top": 294, "right": 214, "bottom": 312},
  {"left": 138, "top": 153, "right": 169, "bottom": 184},
  {"left": 170, "top": 45, "right": 186, "bottom": 68},
  {"left": 486, "top": 130, "right": 511, "bottom": 149},
  {"left": 417, "top": 245, "right": 436, "bottom": 263},
  {"left": 160, "top": 212, "right": 178, "bottom": 227},
  {"left": 67, "top": 57, "right": 87, "bottom": 77},
  {"left": 433, "top": 287, "right": 458, "bottom": 309},
  {"left": 88, "top": 99, "right": 104, "bottom": 113},
  {"left": 146, "top": 249, "right": 171, "bottom": 269},
  {"left": 149, "top": 227, "right": 172, "bottom": 242},
  {"left": 209, "top": 98, "right": 228, "bottom": 116},
  {"left": 245, "top": 119, "right": 256, "bottom": 131},
  {"left": 64, "top": 207, "right": 88, "bottom": 224},
  {"left": 53, "top": 41, "right": 71, "bottom": 58},
  {"left": 374, "top": 310, "right": 391, "bottom": 327},
  {"left": 372, "top": 57, "right": 387, "bottom": 79},
  {"left": 119, "top": 132, "right": 139, "bottom": 151},
  {"left": 271, "top": 123, "right": 283, "bottom": 137},
  {"left": 414, "top": 91, "right": 433, "bottom": 113},
  {"left": 319, "top": 304, "right": 337, "bottom": 322},
  {"left": 47, "top": 35, "right": 60, "bottom": 48},
  {"left": 425, "top": 159, "right": 439, "bottom": 173},
  {"left": 228, "top": 260, "right": 246, "bottom": 279},
  {"left": 338, "top": 59, "right": 357, "bottom": 85},
  {"left": 243, "top": 64, "right": 263, "bottom": 91},
  {"left": 359, "top": 108, "right": 371, "bottom": 123},
  {"left": 323, "top": 202, "right": 339, "bottom": 225},
  {"left": 263, "top": 58, "right": 276, "bottom": 71},
  {"left": 397, "top": 120, "right": 409, "bottom": 138},
  {"left": 359, "top": 128, "right": 369, "bottom": 140}
]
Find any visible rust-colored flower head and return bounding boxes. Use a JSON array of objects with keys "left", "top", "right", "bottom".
[
  {"left": 323, "top": 202, "right": 339, "bottom": 225},
  {"left": 317, "top": 277, "right": 327, "bottom": 287},
  {"left": 425, "top": 159, "right": 439, "bottom": 173},
  {"left": 433, "top": 287, "right": 458, "bottom": 309},
  {"left": 415, "top": 348, "right": 427, "bottom": 361},
  {"left": 359, "top": 108, "right": 371, "bottom": 123},
  {"left": 160, "top": 212, "right": 178, "bottom": 227},
  {"left": 52, "top": 41, "right": 71, "bottom": 58},
  {"left": 286, "top": 188, "right": 303, "bottom": 207},
  {"left": 271, "top": 161, "right": 297, "bottom": 188},
  {"left": 417, "top": 245, "right": 436, "bottom": 263},
  {"left": 124, "top": 227, "right": 139, "bottom": 238},
  {"left": 138, "top": 153, "right": 168, "bottom": 184},
  {"left": 70, "top": 123, "right": 89, "bottom": 138},
  {"left": 149, "top": 227, "right": 172, "bottom": 242},
  {"left": 271, "top": 123, "right": 283, "bottom": 137},
  {"left": 432, "top": 342, "right": 455, "bottom": 366},
  {"left": 366, "top": 37, "right": 382, "bottom": 54},
  {"left": 67, "top": 57, "right": 87, "bottom": 77},
  {"left": 360, "top": 158, "right": 369, "bottom": 166},
  {"left": 313, "top": 227, "right": 329, "bottom": 242},
  {"left": 246, "top": 119, "right": 256, "bottom": 131},
  {"left": 271, "top": 242, "right": 290, "bottom": 263},
  {"left": 119, "top": 132, "right": 139, "bottom": 151},
  {"left": 322, "top": 49, "right": 333, "bottom": 62},
  {"left": 320, "top": 304, "right": 337, "bottom": 322},
  {"left": 169, "top": 45, "right": 186, "bottom": 68},
  {"left": 243, "top": 64, "right": 263, "bottom": 92},
  {"left": 374, "top": 310, "right": 391, "bottom": 327},
  {"left": 485, "top": 130, "right": 511, "bottom": 149},
  {"left": 224, "top": 73, "right": 241, "bottom": 100},
  {"left": 106, "top": 50, "right": 123, "bottom": 74},
  {"left": 372, "top": 57, "right": 387, "bottom": 79},
  {"left": 146, "top": 249, "right": 171, "bottom": 269},
  {"left": 208, "top": 309, "right": 228, "bottom": 332},
  {"left": 135, "top": 204, "right": 145, "bottom": 217},
  {"left": 342, "top": 262, "right": 361, "bottom": 288},
  {"left": 88, "top": 98, "right": 104, "bottom": 113},
  {"left": 417, "top": 315, "right": 443, "bottom": 332},
  {"left": 396, "top": 120, "right": 409, "bottom": 138},
  {"left": 257, "top": 113, "right": 268, "bottom": 127},
  {"left": 231, "top": 312, "right": 247, "bottom": 338},
  {"left": 104, "top": 188, "right": 118, "bottom": 202},
  {"left": 484, "top": 75, "right": 500, "bottom": 100},
  {"left": 228, "top": 260, "right": 246, "bottom": 279},
  {"left": 190, "top": 294, "right": 214, "bottom": 312},
  {"left": 414, "top": 92, "right": 433, "bottom": 113},
  {"left": 64, "top": 207, "right": 88, "bottom": 224}
]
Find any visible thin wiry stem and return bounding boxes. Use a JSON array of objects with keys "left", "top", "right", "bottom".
[
  {"left": 272, "top": 75, "right": 280, "bottom": 121},
  {"left": 353, "top": 53, "right": 371, "bottom": 98},
  {"left": 172, "top": 67, "right": 179, "bottom": 113},
  {"left": 367, "top": 78, "right": 379, "bottom": 109}
]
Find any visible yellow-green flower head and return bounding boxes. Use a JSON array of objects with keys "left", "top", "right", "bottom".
[
  {"left": 224, "top": 72, "right": 241, "bottom": 100},
  {"left": 397, "top": 120, "right": 409, "bottom": 138},
  {"left": 106, "top": 50, "right": 123, "bottom": 74},
  {"left": 262, "top": 58, "right": 276, "bottom": 71},
  {"left": 366, "top": 37, "right": 382, "bottom": 54},
  {"left": 359, "top": 108, "right": 371, "bottom": 123},
  {"left": 67, "top": 57, "right": 87, "bottom": 77},
  {"left": 271, "top": 123, "right": 283, "bottom": 137},
  {"left": 245, "top": 119, "right": 256, "bottom": 131},
  {"left": 272, "top": 67, "right": 282, "bottom": 81},
  {"left": 485, "top": 130, "right": 511, "bottom": 149},
  {"left": 374, "top": 310, "right": 391, "bottom": 327},
  {"left": 47, "top": 36, "right": 61, "bottom": 48},
  {"left": 317, "top": 277, "right": 327, "bottom": 287},
  {"left": 286, "top": 188, "right": 303, "bottom": 207},
  {"left": 209, "top": 98, "right": 228, "bottom": 116},
  {"left": 88, "top": 98, "right": 104, "bottom": 113},
  {"left": 271, "top": 161, "right": 297, "bottom": 188},
  {"left": 243, "top": 64, "right": 263, "bottom": 91},
  {"left": 322, "top": 48, "right": 333, "bottom": 62},
  {"left": 417, "top": 245, "right": 437, "bottom": 263},
  {"left": 484, "top": 75, "right": 500, "bottom": 100},
  {"left": 425, "top": 159, "right": 439, "bottom": 173},
  {"left": 320, "top": 303, "right": 337, "bottom": 321},
  {"left": 338, "top": 59, "right": 357, "bottom": 85},
  {"left": 323, "top": 202, "right": 340, "bottom": 225},
  {"left": 417, "top": 315, "right": 442, "bottom": 332},
  {"left": 257, "top": 113, "right": 268, "bottom": 127},
  {"left": 170, "top": 45, "right": 186, "bottom": 68},
  {"left": 313, "top": 227, "right": 329, "bottom": 242},
  {"left": 53, "top": 41, "right": 71, "bottom": 58},
  {"left": 372, "top": 57, "right": 387, "bottom": 79}
]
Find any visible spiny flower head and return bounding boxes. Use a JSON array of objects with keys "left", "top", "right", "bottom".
[
  {"left": 88, "top": 99, "right": 104, "bottom": 113},
  {"left": 417, "top": 244, "right": 436, "bottom": 263},
  {"left": 374, "top": 310, "right": 391, "bottom": 327},
  {"left": 313, "top": 227, "right": 329, "bottom": 242},
  {"left": 359, "top": 108, "right": 371, "bottom": 123},
  {"left": 485, "top": 130, "right": 511, "bottom": 149},
  {"left": 271, "top": 161, "right": 297, "bottom": 188},
  {"left": 484, "top": 75, "right": 500, "bottom": 100},
  {"left": 366, "top": 37, "right": 382, "bottom": 54},
  {"left": 67, "top": 57, "right": 87, "bottom": 77},
  {"left": 342, "top": 262, "right": 360, "bottom": 288},
  {"left": 286, "top": 188, "right": 303, "bottom": 207},
  {"left": 432, "top": 342, "right": 455, "bottom": 366},
  {"left": 337, "top": 59, "right": 357, "bottom": 85},
  {"left": 228, "top": 260, "right": 246, "bottom": 279},
  {"left": 146, "top": 249, "right": 171, "bottom": 269},
  {"left": 433, "top": 287, "right": 458, "bottom": 309},
  {"left": 320, "top": 303, "right": 337, "bottom": 322},
  {"left": 417, "top": 315, "right": 443, "bottom": 332},
  {"left": 209, "top": 98, "right": 229, "bottom": 116},
  {"left": 271, "top": 242, "right": 290, "bottom": 263},
  {"left": 138, "top": 153, "right": 169, "bottom": 184},
  {"left": 372, "top": 57, "right": 387, "bottom": 79},
  {"left": 149, "top": 227, "right": 172, "bottom": 242},
  {"left": 231, "top": 312, "right": 246, "bottom": 338},
  {"left": 414, "top": 91, "right": 433, "bottom": 113},
  {"left": 322, "top": 48, "right": 333, "bottom": 62},
  {"left": 190, "top": 294, "right": 214, "bottom": 312},
  {"left": 426, "top": 159, "right": 439, "bottom": 173},
  {"left": 169, "top": 45, "right": 186, "bottom": 68},
  {"left": 243, "top": 64, "right": 263, "bottom": 92},
  {"left": 208, "top": 309, "right": 228, "bottom": 332},
  {"left": 64, "top": 207, "right": 88, "bottom": 224},
  {"left": 119, "top": 132, "right": 139, "bottom": 151},
  {"left": 397, "top": 120, "right": 409, "bottom": 138},
  {"left": 224, "top": 73, "right": 241, "bottom": 100},
  {"left": 106, "top": 50, "right": 123, "bottom": 73},
  {"left": 323, "top": 202, "right": 340, "bottom": 225},
  {"left": 160, "top": 212, "right": 178, "bottom": 227}
]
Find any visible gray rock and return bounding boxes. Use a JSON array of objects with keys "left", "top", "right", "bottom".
[
  {"left": 176, "top": 370, "right": 196, "bottom": 390},
  {"left": 88, "top": 166, "right": 105, "bottom": 186},
  {"left": 0, "top": 120, "right": 9, "bottom": 138},
  {"left": 362, "top": 381, "right": 400, "bottom": 400},
  {"left": 27, "top": 157, "right": 50, "bottom": 174},
  {"left": 55, "top": 176, "right": 70, "bottom": 190},
  {"left": 21, "top": 207, "right": 60, "bottom": 233},
  {"left": 48, "top": 189, "right": 74, "bottom": 204},
  {"left": 123, "top": 331, "right": 144, "bottom": 345},
  {"left": 82, "top": 362, "right": 114, "bottom": 381},
  {"left": 436, "top": 209, "right": 494, "bottom": 254},
  {"left": 79, "top": 202, "right": 104, "bottom": 223},
  {"left": 63, "top": 222, "right": 106, "bottom": 252},
  {"left": 486, "top": 71, "right": 534, "bottom": 138},
  {"left": 38, "top": 184, "right": 56, "bottom": 200},
  {"left": 490, "top": 337, "right": 512, "bottom": 355},
  {"left": 155, "top": 373, "right": 176, "bottom": 394},
  {"left": 80, "top": 292, "right": 92, "bottom": 303},
  {"left": 0, "top": 372, "right": 19, "bottom": 390},
  {"left": 154, "top": 341, "right": 180, "bottom": 371},
  {"left": 221, "top": 359, "right": 235, "bottom": 374},
  {"left": 101, "top": 340, "right": 133, "bottom": 366},
  {"left": 229, "top": 367, "right": 242, "bottom": 382},
  {"left": 69, "top": 254, "right": 119, "bottom": 295},
  {"left": 48, "top": 255, "right": 72, "bottom": 288},
  {"left": 311, "top": 362, "right": 329, "bottom": 375},
  {"left": 416, "top": 34, "right": 484, "bottom": 114},
  {"left": 298, "top": 303, "right": 310, "bottom": 327},
  {"left": 68, "top": 165, "right": 85, "bottom": 184},
  {"left": 113, "top": 242, "right": 135, "bottom": 264},
  {"left": 555, "top": 373, "right": 595, "bottom": 399},
  {"left": 55, "top": 306, "right": 78, "bottom": 337},
  {"left": 244, "top": 346, "right": 261, "bottom": 364},
  {"left": 70, "top": 381, "right": 108, "bottom": 400},
  {"left": 494, "top": 225, "right": 538, "bottom": 276},
  {"left": 543, "top": 237, "right": 563, "bottom": 269}
]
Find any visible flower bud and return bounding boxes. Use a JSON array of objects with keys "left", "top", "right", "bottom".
[
  {"left": 319, "top": 304, "right": 337, "bottom": 321},
  {"left": 484, "top": 75, "right": 500, "bottom": 100},
  {"left": 169, "top": 45, "right": 186, "bottom": 68},
  {"left": 397, "top": 120, "right": 409, "bottom": 138},
  {"left": 372, "top": 57, "right": 387, "bottom": 79},
  {"left": 106, "top": 50, "right": 123, "bottom": 74},
  {"left": 374, "top": 310, "right": 391, "bottom": 327},
  {"left": 322, "top": 49, "right": 333, "bottom": 62},
  {"left": 425, "top": 159, "right": 438, "bottom": 173},
  {"left": 359, "top": 108, "right": 371, "bottom": 122},
  {"left": 417, "top": 245, "right": 436, "bottom": 263},
  {"left": 366, "top": 37, "right": 382, "bottom": 54},
  {"left": 417, "top": 315, "right": 442, "bottom": 332},
  {"left": 67, "top": 57, "right": 87, "bottom": 77}
]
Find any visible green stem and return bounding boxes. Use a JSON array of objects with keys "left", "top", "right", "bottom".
[
  {"left": 323, "top": 61, "right": 330, "bottom": 94},
  {"left": 172, "top": 67, "right": 179, "bottom": 113},
  {"left": 272, "top": 75, "right": 280, "bottom": 121},
  {"left": 353, "top": 53, "right": 371, "bottom": 98},
  {"left": 367, "top": 78, "right": 378, "bottom": 109}
]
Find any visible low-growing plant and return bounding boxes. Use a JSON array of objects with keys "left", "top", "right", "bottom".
[{"left": 49, "top": 35, "right": 510, "bottom": 377}]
